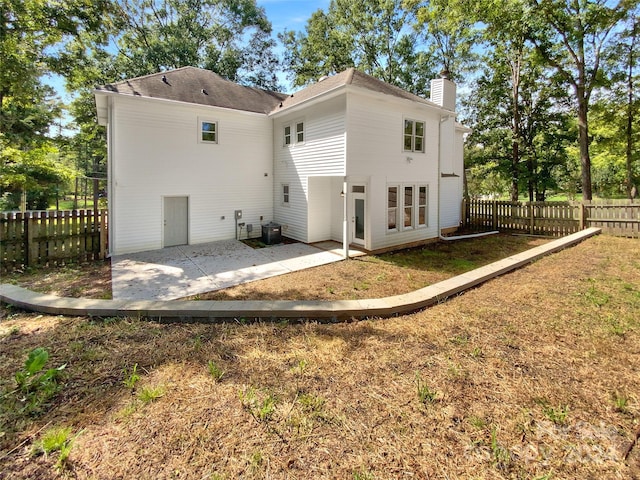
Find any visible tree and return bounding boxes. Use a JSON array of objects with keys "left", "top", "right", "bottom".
[
  {"left": 527, "top": 0, "right": 634, "bottom": 200},
  {"left": 415, "top": 0, "right": 480, "bottom": 81},
  {"left": 280, "top": 0, "right": 434, "bottom": 95}
]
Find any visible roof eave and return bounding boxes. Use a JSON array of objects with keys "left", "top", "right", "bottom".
[{"left": 93, "top": 88, "right": 271, "bottom": 117}]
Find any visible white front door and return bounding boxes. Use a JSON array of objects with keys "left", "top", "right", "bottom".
[
  {"left": 351, "top": 186, "right": 366, "bottom": 246},
  {"left": 163, "top": 196, "right": 188, "bottom": 247}
]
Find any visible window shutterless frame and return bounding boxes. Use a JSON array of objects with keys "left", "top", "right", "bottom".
[{"left": 198, "top": 118, "right": 218, "bottom": 144}]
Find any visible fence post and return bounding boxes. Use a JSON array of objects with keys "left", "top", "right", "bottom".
[
  {"left": 579, "top": 202, "right": 586, "bottom": 229},
  {"left": 492, "top": 200, "right": 498, "bottom": 230},
  {"left": 529, "top": 202, "right": 535, "bottom": 235},
  {"left": 99, "top": 209, "right": 108, "bottom": 259}
]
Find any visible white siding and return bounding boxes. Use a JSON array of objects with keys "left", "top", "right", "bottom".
[
  {"left": 440, "top": 128, "right": 466, "bottom": 229},
  {"left": 273, "top": 96, "right": 346, "bottom": 242},
  {"left": 345, "top": 91, "right": 441, "bottom": 251},
  {"left": 110, "top": 95, "right": 272, "bottom": 254}
]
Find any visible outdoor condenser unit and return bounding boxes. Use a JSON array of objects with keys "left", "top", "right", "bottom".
[{"left": 261, "top": 222, "right": 282, "bottom": 245}]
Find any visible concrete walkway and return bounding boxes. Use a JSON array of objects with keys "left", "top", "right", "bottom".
[
  {"left": 112, "top": 240, "right": 365, "bottom": 301},
  {"left": 0, "top": 228, "right": 601, "bottom": 322}
]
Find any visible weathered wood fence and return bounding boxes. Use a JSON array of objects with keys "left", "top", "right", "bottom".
[
  {"left": 0, "top": 209, "right": 108, "bottom": 273},
  {"left": 463, "top": 200, "right": 640, "bottom": 238}
]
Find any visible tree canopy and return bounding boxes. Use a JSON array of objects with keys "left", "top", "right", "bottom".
[{"left": 1, "top": 0, "right": 639, "bottom": 209}]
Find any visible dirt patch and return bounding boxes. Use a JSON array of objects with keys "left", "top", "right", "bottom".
[{"left": 0, "top": 235, "right": 639, "bottom": 479}]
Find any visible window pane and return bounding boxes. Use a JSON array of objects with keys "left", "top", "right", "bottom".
[
  {"left": 202, "top": 132, "right": 216, "bottom": 142},
  {"left": 296, "top": 122, "right": 304, "bottom": 142},
  {"left": 404, "top": 135, "right": 413, "bottom": 151},
  {"left": 388, "top": 187, "right": 397, "bottom": 208},
  {"left": 352, "top": 185, "right": 365, "bottom": 193},
  {"left": 202, "top": 122, "right": 215, "bottom": 132},
  {"left": 419, "top": 206, "right": 426, "bottom": 225},
  {"left": 284, "top": 126, "right": 291, "bottom": 145},
  {"left": 419, "top": 186, "right": 427, "bottom": 205},
  {"left": 404, "top": 119, "right": 413, "bottom": 135},
  {"left": 404, "top": 207, "right": 412, "bottom": 227},
  {"left": 415, "top": 121, "right": 424, "bottom": 137},
  {"left": 414, "top": 136, "right": 423, "bottom": 152},
  {"left": 388, "top": 208, "right": 397, "bottom": 230},
  {"left": 404, "top": 186, "right": 413, "bottom": 206}
]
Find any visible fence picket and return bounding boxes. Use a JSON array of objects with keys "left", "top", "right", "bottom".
[
  {"left": 0, "top": 209, "right": 108, "bottom": 272},
  {"left": 464, "top": 200, "right": 639, "bottom": 238}
]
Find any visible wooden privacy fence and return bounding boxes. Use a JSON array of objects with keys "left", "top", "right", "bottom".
[
  {"left": 463, "top": 200, "right": 640, "bottom": 238},
  {"left": 0, "top": 209, "right": 108, "bottom": 273}
]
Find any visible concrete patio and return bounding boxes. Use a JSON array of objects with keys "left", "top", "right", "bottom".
[{"left": 111, "top": 240, "right": 365, "bottom": 301}]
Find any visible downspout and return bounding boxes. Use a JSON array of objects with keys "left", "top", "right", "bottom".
[
  {"left": 343, "top": 177, "right": 348, "bottom": 259},
  {"left": 107, "top": 96, "right": 115, "bottom": 257}
]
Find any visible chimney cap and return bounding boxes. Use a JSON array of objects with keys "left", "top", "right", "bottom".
[{"left": 439, "top": 69, "right": 451, "bottom": 80}]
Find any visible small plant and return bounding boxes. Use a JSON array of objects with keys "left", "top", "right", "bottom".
[
  {"left": 207, "top": 360, "right": 225, "bottom": 382},
  {"left": 138, "top": 385, "right": 165, "bottom": 403},
  {"left": 123, "top": 363, "right": 140, "bottom": 389},
  {"left": 34, "top": 426, "right": 76, "bottom": 470},
  {"left": 612, "top": 391, "right": 629, "bottom": 413},
  {"left": 490, "top": 427, "right": 511, "bottom": 470},
  {"left": 13, "top": 347, "right": 66, "bottom": 415},
  {"left": 537, "top": 399, "right": 569, "bottom": 425},
  {"left": 240, "top": 386, "right": 277, "bottom": 422},
  {"left": 415, "top": 372, "right": 438, "bottom": 406},
  {"left": 470, "top": 346, "right": 484, "bottom": 359},
  {"left": 468, "top": 415, "right": 487, "bottom": 429},
  {"left": 353, "top": 470, "right": 375, "bottom": 480}
]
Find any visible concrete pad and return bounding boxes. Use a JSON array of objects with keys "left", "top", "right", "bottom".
[{"left": 111, "top": 240, "right": 352, "bottom": 301}]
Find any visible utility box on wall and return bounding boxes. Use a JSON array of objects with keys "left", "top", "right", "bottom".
[{"left": 261, "top": 222, "right": 282, "bottom": 245}]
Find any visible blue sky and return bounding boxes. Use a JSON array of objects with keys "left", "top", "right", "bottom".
[{"left": 259, "top": 0, "right": 329, "bottom": 33}]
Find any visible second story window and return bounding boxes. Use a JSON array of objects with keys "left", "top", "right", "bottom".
[
  {"left": 403, "top": 119, "right": 424, "bottom": 153},
  {"left": 284, "top": 121, "right": 305, "bottom": 146}
]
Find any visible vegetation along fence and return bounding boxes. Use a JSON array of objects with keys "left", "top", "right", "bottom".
[
  {"left": 0, "top": 209, "right": 108, "bottom": 273},
  {"left": 463, "top": 200, "right": 640, "bottom": 238}
]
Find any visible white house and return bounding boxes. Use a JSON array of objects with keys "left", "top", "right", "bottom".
[{"left": 94, "top": 67, "right": 469, "bottom": 256}]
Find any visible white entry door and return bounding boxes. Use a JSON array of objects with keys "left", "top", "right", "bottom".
[
  {"left": 351, "top": 186, "right": 366, "bottom": 246},
  {"left": 163, "top": 196, "right": 188, "bottom": 247}
]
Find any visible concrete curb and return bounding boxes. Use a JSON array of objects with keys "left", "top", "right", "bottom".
[{"left": 0, "top": 228, "right": 601, "bottom": 322}]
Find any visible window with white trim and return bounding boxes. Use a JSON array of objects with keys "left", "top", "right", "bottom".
[
  {"left": 296, "top": 122, "right": 304, "bottom": 143},
  {"left": 282, "top": 184, "right": 290, "bottom": 205},
  {"left": 199, "top": 119, "right": 218, "bottom": 143},
  {"left": 403, "top": 119, "right": 425, "bottom": 152},
  {"left": 284, "top": 121, "right": 305, "bottom": 146},
  {"left": 387, "top": 183, "right": 429, "bottom": 232},
  {"left": 284, "top": 125, "right": 291, "bottom": 146},
  {"left": 387, "top": 186, "right": 398, "bottom": 230},
  {"left": 418, "top": 186, "right": 428, "bottom": 226},
  {"left": 404, "top": 186, "right": 414, "bottom": 228}
]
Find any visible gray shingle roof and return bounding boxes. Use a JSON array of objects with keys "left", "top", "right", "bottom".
[
  {"left": 96, "top": 66, "right": 439, "bottom": 115},
  {"left": 96, "top": 66, "right": 287, "bottom": 114},
  {"left": 272, "top": 68, "right": 438, "bottom": 113}
]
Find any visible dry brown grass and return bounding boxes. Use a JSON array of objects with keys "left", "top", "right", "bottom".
[{"left": 1, "top": 235, "right": 639, "bottom": 479}]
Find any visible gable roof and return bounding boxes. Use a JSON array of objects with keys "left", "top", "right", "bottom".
[
  {"left": 272, "top": 68, "right": 439, "bottom": 113},
  {"left": 95, "top": 66, "right": 287, "bottom": 114}
]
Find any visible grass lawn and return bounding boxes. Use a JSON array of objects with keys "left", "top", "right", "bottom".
[{"left": 0, "top": 235, "right": 639, "bottom": 478}]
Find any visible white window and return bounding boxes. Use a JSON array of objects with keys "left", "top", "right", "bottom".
[
  {"left": 403, "top": 119, "right": 425, "bottom": 153},
  {"left": 418, "top": 186, "right": 428, "bottom": 226},
  {"left": 284, "top": 121, "right": 304, "bottom": 146},
  {"left": 296, "top": 122, "right": 305, "bottom": 143},
  {"left": 388, "top": 186, "right": 398, "bottom": 231},
  {"left": 199, "top": 119, "right": 218, "bottom": 143},
  {"left": 284, "top": 125, "right": 291, "bottom": 146},
  {"left": 388, "top": 183, "right": 429, "bottom": 232},
  {"left": 282, "top": 184, "right": 290, "bottom": 205},
  {"left": 404, "top": 186, "right": 414, "bottom": 228}
]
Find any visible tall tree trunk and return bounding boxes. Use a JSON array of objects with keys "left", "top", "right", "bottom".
[
  {"left": 511, "top": 59, "right": 521, "bottom": 202},
  {"left": 577, "top": 90, "right": 593, "bottom": 200},
  {"left": 626, "top": 20, "right": 637, "bottom": 200}
]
